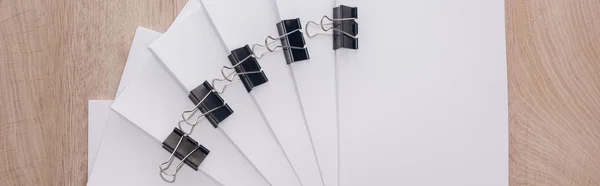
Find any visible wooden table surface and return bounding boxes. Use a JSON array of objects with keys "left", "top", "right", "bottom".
[{"left": 1, "top": 0, "right": 600, "bottom": 185}]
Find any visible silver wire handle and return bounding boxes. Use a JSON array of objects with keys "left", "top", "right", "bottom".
[
  {"left": 220, "top": 56, "right": 264, "bottom": 83},
  {"left": 178, "top": 76, "right": 241, "bottom": 130},
  {"left": 159, "top": 135, "right": 201, "bottom": 183},
  {"left": 179, "top": 100, "right": 226, "bottom": 132},
  {"left": 305, "top": 15, "right": 358, "bottom": 38},
  {"left": 264, "top": 29, "right": 307, "bottom": 52},
  {"left": 248, "top": 29, "right": 308, "bottom": 58}
]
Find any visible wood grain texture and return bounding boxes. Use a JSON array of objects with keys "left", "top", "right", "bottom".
[
  {"left": 0, "top": 0, "right": 185, "bottom": 185},
  {"left": 507, "top": 0, "right": 600, "bottom": 185},
  {"left": 2, "top": 0, "right": 600, "bottom": 185}
]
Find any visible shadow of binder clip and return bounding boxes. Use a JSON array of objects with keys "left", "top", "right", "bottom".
[
  {"left": 305, "top": 5, "right": 358, "bottom": 50},
  {"left": 160, "top": 128, "right": 210, "bottom": 183}
]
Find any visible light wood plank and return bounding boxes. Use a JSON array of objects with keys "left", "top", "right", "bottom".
[
  {"left": 0, "top": 0, "right": 185, "bottom": 185},
  {"left": 507, "top": 0, "right": 600, "bottom": 185}
]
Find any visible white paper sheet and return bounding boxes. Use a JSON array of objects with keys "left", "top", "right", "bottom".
[
  {"left": 111, "top": 24, "right": 269, "bottom": 186},
  {"left": 335, "top": 0, "right": 508, "bottom": 185},
  {"left": 200, "top": 0, "right": 324, "bottom": 185},
  {"left": 148, "top": 2, "right": 302, "bottom": 185},
  {"left": 87, "top": 100, "right": 112, "bottom": 176},
  {"left": 273, "top": 0, "right": 339, "bottom": 185}
]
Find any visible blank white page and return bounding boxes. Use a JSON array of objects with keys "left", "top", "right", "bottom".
[
  {"left": 111, "top": 27, "right": 268, "bottom": 186},
  {"left": 86, "top": 108, "right": 221, "bottom": 186},
  {"left": 87, "top": 100, "right": 112, "bottom": 176},
  {"left": 202, "top": 0, "right": 321, "bottom": 185},
  {"left": 273, "top": 0, "right": 338, "bottom": 185},
  {"left": 335, "top": 0, "right": 508, "bottom": 185},
  {"left": 149, "top": 4, "right": 301, "bottom": 186}
]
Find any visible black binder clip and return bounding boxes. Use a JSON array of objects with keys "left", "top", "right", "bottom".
[
  {"left": 305, "top": 5, "right": 358, "bottom": 50},
  {"left": 333, "top": 5, "right": 358, "bottom": 49},
  {"left": 180, "top": 81, "right": 233, "bottom": 129},
  {"left": 159, "top": 128, "right": 210, "bottom": 183},
  {"left": 225, "top": 45, "right": 269, "bottom": 92},
  {"left": 276, "top": 18, "right": 310, "bottom": 64}
]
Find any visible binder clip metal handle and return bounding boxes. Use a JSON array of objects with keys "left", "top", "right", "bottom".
[
  {"left": 264, "top": 29, "right": 306, "bottom": 52},
  {"left": 159, "top": 134, "right": 193, "bottom": 183},
  {"left": 304, "top": 5, "right": 359, "bottom": 50},
  {"left": 305, "top": 15, "right": 358, "bottom": 39},
  {"left": 245, "top": 30, "right": 306, "bottom": 59},
  {"left": 220, "top": 58, "right": 264, "bottom": 82},
  {"left": 250, "top": 43, "right": 272, "bottom": 59},
  {"left": 179, "top": 97, "right": 227, "bottom": 131}
]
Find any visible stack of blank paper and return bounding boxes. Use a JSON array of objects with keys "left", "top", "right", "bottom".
[{"left": 87, "top": 0, "right": 507, "bottom": 185}]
